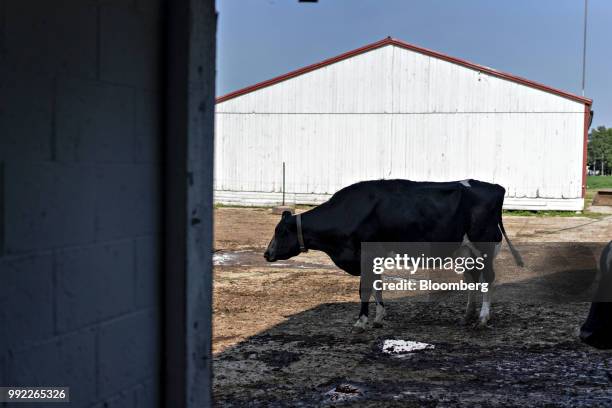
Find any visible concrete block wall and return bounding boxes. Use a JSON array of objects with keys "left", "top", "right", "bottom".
[{"left": 0, "top": 1, "right": 164, "bottom": 407}]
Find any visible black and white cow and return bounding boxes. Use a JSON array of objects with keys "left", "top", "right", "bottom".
[
  {"left": 264, "top": 179, "right": 523, "bottom": 330},
  {"left": 580, "top": 241, "right": 612, "bottom": 349}
]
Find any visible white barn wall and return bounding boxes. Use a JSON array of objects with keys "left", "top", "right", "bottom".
[{"left": 215, "top": 43, "right": 587, "bottom": 210}]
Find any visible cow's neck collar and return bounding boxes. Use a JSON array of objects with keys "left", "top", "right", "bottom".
[
  {"left": 295, "top": 209, "right": 340, "bottom": 256},
  {"left": 296, "top": 213, "right": 308, "bottom": 252}
]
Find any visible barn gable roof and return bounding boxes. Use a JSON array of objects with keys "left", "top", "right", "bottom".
[{"left": 216, "top": 37, "right": 592, "bottom": 106}]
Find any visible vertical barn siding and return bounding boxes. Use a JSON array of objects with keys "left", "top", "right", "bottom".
[{"left": 215, "top": 44, "right": 586, "bottom": 209}]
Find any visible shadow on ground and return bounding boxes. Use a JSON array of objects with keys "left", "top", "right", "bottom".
[{"left": 214, "top": 269, "right": 612, "bottom": 407}]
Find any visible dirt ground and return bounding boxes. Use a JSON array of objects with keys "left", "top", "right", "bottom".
[{"left": 213, "top": 208, "right": 612, "bottom": 407}]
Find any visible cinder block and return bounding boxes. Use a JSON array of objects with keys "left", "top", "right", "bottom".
[
  {"left": 0, "top": 255, "right": 54, "bottom": 352},
  {"left": 98, "top": 310, "right": 159, "bottom": 397},
  {"left": 5, "top": 330, "right": 96, "bottom": 407},
  {"left": 135, "top": 0, "right": 162, "bottom": 17},
  {"left": 135, "top": 236, "right": 161, "bottom": 308},
  {"left": 0, "top": 162, "right": 3, "bottom": 256},
  {"left": 91, "top": 389, "right": 136, "bottom": 408},
  {"left": 0, "top": 67, "right": 53, "bottom": 161},
  {"left": 134, "top": 90, "right": 162, "bottom": 163},
  {"left": 55, "top": 242, "right": 134, "bottom": 332},
  {"left": 0, "top": 0, "right": 5, "bottom": 54},
  {"left": 3, "top": 0, "right": 96, "bottom": 78},
  {"left": 0, "top": 355, "right": 6, "bottom": 386},
  {"left": 56, "top": 77, "right": 135, "bottom": 163},
  {"left": 100, "top": 5, "right": 161, "bottom": 90},
  {"left": 135, "top": 379, "right": 159, "bottom": 408},
  {"left": 3, "top": 161, "right": 96, "bottom": 252},
  {"left": 94, "top": 165, "right": 161, "bottom": 241}
]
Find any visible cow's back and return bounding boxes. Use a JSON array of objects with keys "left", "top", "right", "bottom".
[{"left": 327, "top": 179, "right": 504, "bottom": 243}]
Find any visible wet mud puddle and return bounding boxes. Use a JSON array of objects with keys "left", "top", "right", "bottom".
[{"left": 213, "top": 249, "right": 335, "bottom": 270}]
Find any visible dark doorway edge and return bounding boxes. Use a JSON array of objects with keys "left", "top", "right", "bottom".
[{"left": 164, "top": 0, "right": 216, "bottom": 406}]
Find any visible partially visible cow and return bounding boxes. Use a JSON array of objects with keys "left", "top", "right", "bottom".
[
  {"left": 264, "top": 179, "right": 523, "bottom": 330},
  {"left": 580, "top": 241, "right": 612, "bottom": 349}
]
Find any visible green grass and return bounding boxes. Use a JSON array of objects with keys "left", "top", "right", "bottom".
[
  {"left": 586, "top": 176, "right": 612, "bottom": 190},
  {"left": 584, "top": 176, "right": 612, "bottom": 216},
  {"left": 215, "top": 184, "right": 612, "bottom": 218},
  {"left": 502, "top": 209, "right": 604, "bottom": 219},
  {"left": 488, "top": 177, "right": 612, "bottom": 218},
  {"left": 502, "top": 186, "right": 609, "bottom": 219},
  {"left": 503, "top": 209, "right": 579, "bottom": 217}
]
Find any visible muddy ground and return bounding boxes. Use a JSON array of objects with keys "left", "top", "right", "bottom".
[{"left": 213, "top": 208, "right": 612, "bottom": 407}]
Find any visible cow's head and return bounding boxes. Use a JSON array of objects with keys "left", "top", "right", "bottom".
[{"left": 264, "top": 211, "right": 301, "bottom": 262}]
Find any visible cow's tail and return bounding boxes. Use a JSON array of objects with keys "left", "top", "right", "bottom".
[{"left": 499, "top": 220, "right": 524, "bottom": 267}]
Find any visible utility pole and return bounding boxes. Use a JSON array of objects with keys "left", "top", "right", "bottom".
[
  {"left": 282, "top": 162, "right": 286, "bottom": 206},
  {"left": 582, "top": 0, "right": 588, "bottom": 96}
]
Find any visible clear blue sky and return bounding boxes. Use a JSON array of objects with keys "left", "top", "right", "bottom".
[{"left": 216, "top": 0, "right": 611, "bottom": 129}]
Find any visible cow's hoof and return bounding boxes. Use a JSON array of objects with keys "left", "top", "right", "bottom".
[
  {"left": 460, "top": 311, "right": 477, "bottom": 325},
  {"left": 473, "top": 320, "right": 491, "bottom": 330},
  {"left": 352, "top": 316, "right": 368, "bottom": 332},
  {"left": 352, "top": 324, "right": 367, "bottom": 333},
  {"left": 372, "top": 305, "right": 386, "bottom": 328}
]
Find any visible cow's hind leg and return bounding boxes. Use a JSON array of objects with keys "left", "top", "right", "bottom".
[
  {"left": 461, "top": 270, "right": 478, "bottom": 325},
  {"left": 476, "top": 244, "right": 498, "bottom": 328},
  {"left": 477, "top": 284, "right": 493, "bottom": 329}
]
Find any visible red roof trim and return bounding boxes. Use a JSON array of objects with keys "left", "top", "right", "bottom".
[{"left": 216, "top": 37, "right": 592, "bottom": 106}]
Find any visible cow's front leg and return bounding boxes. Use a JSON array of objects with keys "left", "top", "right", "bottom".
[
  {"left": 372, "top": 288, "right": 386, "bottom": 328},
  {"left": 353, "top": 272, "right": 374, "bottom": 332},
  {"left": 461, "top": 290, "right": 477, "bottom": 325},
  {"left": 353, "top": 301, "right": 369, "bottom": 332}
]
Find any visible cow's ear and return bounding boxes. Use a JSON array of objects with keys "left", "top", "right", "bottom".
[{"left": 281, "top": 210, "right": 292, "bottom": 221}]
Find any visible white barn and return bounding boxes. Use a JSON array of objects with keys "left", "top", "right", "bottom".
[{"left": 215, "top": 38, "right": 592, "bottom": 210}]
